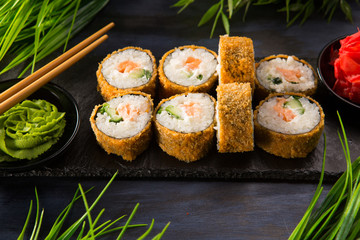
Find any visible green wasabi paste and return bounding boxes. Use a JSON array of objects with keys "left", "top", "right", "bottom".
[{"left": 0, "top": 99, "right": 66, "bottom": 162}]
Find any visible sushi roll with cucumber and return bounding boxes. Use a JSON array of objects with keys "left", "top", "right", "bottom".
[
  {"left": 255, "top": 55, "right": 318, "bottom": 100},
  {"left": 158, "top": 45, "right": 218, "bottom": 98},
  {"left": 154, "top": 93, "right": 216, "bottom": 162},
  {"left": 97, "top": 47, "right": 157, "bottom": 101},
  {"left": 90, "top": 92, "right": 153, "bottom": 161},
  {"left": 254, "top": 93, "right": 324, "bottom": 158},
  {"left": 216, "top": 82, "right": 254, "bottom": 153}
]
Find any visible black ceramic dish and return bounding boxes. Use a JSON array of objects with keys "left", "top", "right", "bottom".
[
  {"left": 317, "top": 35, "right": 360, "bottom": 110},
  {"left": 0, "top": 79, "right": 80, "bottom": 172}
]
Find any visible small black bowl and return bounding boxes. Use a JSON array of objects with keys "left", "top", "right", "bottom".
[
  {"left": 0, "top": 79, "right": 80, "bottom": 172},
  {"left": 317, "top": 36, "right": 360, "bottom": 110}
]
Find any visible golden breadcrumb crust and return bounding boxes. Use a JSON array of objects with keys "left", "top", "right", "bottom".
[
  {"left": 96, "top": 47, "right": 157, "bottom": 101},
  {"left": 254, "top": 54, "right": 318, "bottom": 101},
  {"left": 216, "top": 82, "right": 254, "bottom": 153},
  {"left": 154, "top": 93, "right": 216, "bottom": 162},
  {"left": 254, "top": 92, "right": 325, "bottom": 158},
  {"left": 158, "top": 45, "right": 218, "bottom": 99},
  {"left": 89, "top": 91, "right": 153, "bottom": 161},
  {"left": 218, "top": 35, "right": 255, "bottom": 90}
]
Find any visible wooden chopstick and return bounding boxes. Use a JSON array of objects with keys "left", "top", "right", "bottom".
[
  {"left": 0, "top": 22, "right": 115, "bottom": 104},
  {"left": 0, "top": 34, "right": 108, "bottom": 115}
]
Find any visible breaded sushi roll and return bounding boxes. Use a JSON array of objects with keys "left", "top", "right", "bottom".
[
  {"left": 97, "top": 47, "right": 157, "bottom": 101},
  {"left": 154, "top": 93, "right": 216, "bottom": 162},
  {"left": 90, "top": 92, "right": 153, "bottom": 161},
  {"left": 216, "top": 82, "right": 254, "bottom": 153},
  {"left": 255, "top": 55, "right": 318, "bottom": 100},
  {"left": 254, "top": 93, "right": 324, "bottom": 158},
  {"left": 158, "top": 45, "right": 218, "bottom": 98},
  {"left": 217, "top": 35, "right": 255, "bottom": 89}
]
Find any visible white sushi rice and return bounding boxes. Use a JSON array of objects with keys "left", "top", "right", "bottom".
[
  {"left": 101, "top": 49, "right": 153, "bottom": 89},
  {"left": 257, "top": 96, "right": 320, "bottom": 134},
  {"left": 96, "top": 94, "right": 151, "bottom": 139},
  {"left": 256, "top": 56, "right": 315, "bottom": 92},
  {"left": 156, "top": 93, "right": 215, "bottom": 133},
  {"left": 163, "top": 47, "right": 217, "bottom": 86}
]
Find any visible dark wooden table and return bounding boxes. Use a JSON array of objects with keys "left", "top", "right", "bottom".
[{"left": 1, "top": 0, "right": 360, "bottom": 239}]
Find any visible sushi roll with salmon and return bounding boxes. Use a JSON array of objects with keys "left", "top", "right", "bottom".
[
  {"left": 154, "top": 93, "right": 216, "bottom": 162},
  {"left": 90, "top": 92, "right": 153, "bottom": 161},
  {"left": 216, "top": 82, "right": 254, "bottom": 153},
  {"left": 255, "top": 55, "right": 318, "bottom": 100},
  {"left": 97, "top": 47, "right": 157, "bottom": 101},
  {"left": 158, "top": 45, "right": 218, "bottom": 98},
  {"left": 217, "top": 35, "right": 255, "bottom": 89},
  {"left": 254, "top": 93, "right": 324, "bottom": 158}
]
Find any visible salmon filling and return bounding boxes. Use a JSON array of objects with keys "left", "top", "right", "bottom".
[
  {"left": 117, "top": 60, "right": 140, "bottom": 73},
  {"left": 273, "top": 98, "right": 296, "bottom": 122},
  {"left": 276, "top": 67, "right": 301, "bottom": 83},
  {"left": 185, "top": 57, "right": 202, "bottom": 71},
  {"left": 180, "top": 102, "right": 201, "bottom": 118}
]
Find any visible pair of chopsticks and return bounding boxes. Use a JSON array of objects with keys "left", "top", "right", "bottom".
[{"left": 0, "top": 22, "right": 115, "bottom": 115}]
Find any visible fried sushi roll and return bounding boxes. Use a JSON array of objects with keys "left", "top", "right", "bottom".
[
  {"left": 154, "top": 93, "right": 216, "bottom": 162},
  {"left": 90, "top": 92, "right": 153, "bottom": 161},
  {"left": 255, "top": 55, "right": 318, "bottom": 100},
  {"left": 158, "top": 45, "right": 218, "bottom": 98},
  {"left": 217, "top": 35, "right": 255, "bottom": 89},
  {"left": 97, "top": 47, "right": 157, "bottom": 101},
  {"left": 254, "top": 93, "right": 324, "bottom": 158},
  {"left": 216, "top": 82, "right": 254, "bottom": 153}
]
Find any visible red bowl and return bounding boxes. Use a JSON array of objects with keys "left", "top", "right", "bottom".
[{"left": 317, "top": 36, "right": 360, "bottom": 110}]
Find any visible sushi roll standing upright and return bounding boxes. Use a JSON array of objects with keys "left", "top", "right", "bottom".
[
  {"left": 255, "top": 54, "right": 318, "bottom": 100},
  {"left": 90, "top": 92, "right": 153, "bottom": 161},
  {"left": 217, "top": 35, "right": 256, "bottom": 89},
  {"left": 216, "top": 82, "right": 254, "bottom": 153},
  {"left": 97, "top": 47, "right": 157, "bottom": 101},
  {"left": 154, "top": 93, "right": 216, "bottom": 162},
  {"left": 254, "top": 93, "right": 324, "bottom": 158},
  {"left": 158, "top": 45, "right": 218, "bottom": 98}
]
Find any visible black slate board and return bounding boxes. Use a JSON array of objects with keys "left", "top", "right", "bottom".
[
  {"left": 1, "top": 0, "right": 360, "bottom": 181},
  {"left": 2, "top": 58, "right": 360, "bottom": 182}
]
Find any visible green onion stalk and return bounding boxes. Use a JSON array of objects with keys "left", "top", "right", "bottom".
[
  {"left": 0, "top": 0, "right": 110, "bottom": 78},
  {"left": 172, "top": 0, "right": 358, "bottom": 38},
  {"left": 17, "top": 171, "right": 171, "bottom": 240},
  {"left": 289, "top": 112, "right": 360, "bottom": 240}
]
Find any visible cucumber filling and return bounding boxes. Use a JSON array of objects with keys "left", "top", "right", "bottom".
[
  {"left": 129, "top": 68, "right": 152, "bottom": 80},
  {"left": 99, "top": 103, "right": 123, "bottom": 123},
  {"left": 283, "top": 97, "right": 305, "bottom": 115},
  {"left": 164, "top": 105, "right": 182, "bottom": 120}
]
